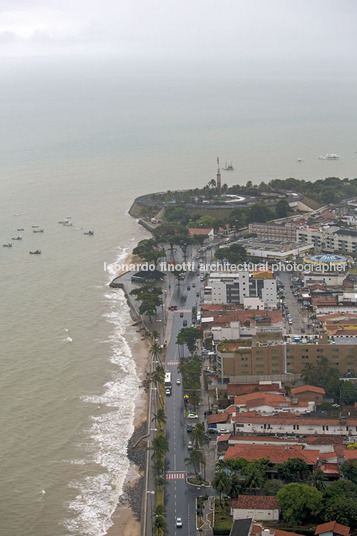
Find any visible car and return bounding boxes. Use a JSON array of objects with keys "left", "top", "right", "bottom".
[
  {"left": 176, "top": 517, "right": 183, "bottom": 528},
  {"left": 187, "top": 413, "right": 198, "bottom": 419},
  {"left": 192, "top": 283, "right": 196, "bottom": 287},
  {"left": 168, "top": 305, "right": 178, "bottom": 311},
  {"left": 176, "top": 378, "right": 181, "bottom": 385},
  {"left": 187, "top": 285, "right": 191, "bottom": 290},
  {"left": 218, "top": 428, "right": 230, "bottom": 434},
  {"left": 186, "top": 424, "right": 192, "bottom": 433},
  {"left": 183, "top": 320, "right": 187, "bottom": 326},
  {"left": 165, "top": 388, "right": 171, "bottom": 396},
  {"left": 196, "top": 292, "right": 200, "bottom": 297},
  {"left": 207, "top": 427, "right": 218, "bottom": 434},
  {"left": 180, "top": 312, "right": 184, "bottom": 318},
  {"left": 187, "top": 441, "right": 193, "bottom": 450}
]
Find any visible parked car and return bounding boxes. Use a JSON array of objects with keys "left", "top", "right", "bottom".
[
  {"left": 183, "top": 320, "right": 187, "bottom": 326},
  {"left": 218, "top": 428, "right": 230, "bottom": 434},
  {"left": 207, "top": 427, "right": 218, "bottom": 434},
  {"left": 186, "top": 424, "right": 193, "bottom": 433},
  {"left": 165, "top": 388, "right": 171, "bottom": 396},
  {"left": 187, "top": 413, "right": 198, "bottom": 419},
  {"left": 187, "top": 441, "right": 193, "bottom": 450},
  {"left": 187, "top": 285, "right": 191, "bottom": 290},
  {"left": 192, "top": 283, "right": 196, "bottom": 287},
  {"left": 168, "top": 305, "right": 178, "bottom": 311},
  {"left": 180, "top": 312, "right": 184, "bottom": 317},
  {"left": 196, "top": 292, "right": 200, "bottom": 297},
  {"left": 176, "top": 517, "right": 183, "bottom": 528}
]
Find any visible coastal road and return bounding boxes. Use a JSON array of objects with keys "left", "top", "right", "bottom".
[{"left": 163, "top": 270, "right": 205, "bottom": 536}]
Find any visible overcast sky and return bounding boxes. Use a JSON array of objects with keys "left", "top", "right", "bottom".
[{"left": 0, "top": 0, "right": 356, "bottom": 62}]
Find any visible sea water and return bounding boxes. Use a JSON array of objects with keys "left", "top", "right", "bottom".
[{"left": 0, "top": 58, "right": 357, "bottom": 535}]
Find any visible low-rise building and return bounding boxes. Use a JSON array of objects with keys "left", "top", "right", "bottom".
[
  {"left": 290, "top": 385, "right": 325, "bottom": 405},
  {"left": 233, "top": 413, "right": 357, "bottom": 437},
  {"left": 231, "top": 496, "right": 279, "bottom": 522},
  {"left": 314, "top": 521, "right": 350, "bottom": 536}
]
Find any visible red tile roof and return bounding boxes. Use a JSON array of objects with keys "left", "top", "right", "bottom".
[
  {"left": 188, "top": 228, "right": 213, "bottom": 235},
  {"left": 315, "top": 521, "right": 350, "bottom": 536},
  {"left": 234, "top": 413, "right": 340, "bottom": 427},
  {"left": 290, "top": 385, "right": 325, "bottom": 396},
  {"left": 234, "top": 392, "right": 286, "bottom": 405},
  {"left": 305, "top": 436, "right": 343, "bottom": 445},
  {"left": 274, "top": 530, "right": 304, "bottom": 536},
  {"left": 224, "top": 444, "right": 319, "bottom": 465},
  {"left": 229, "top": 435, "right": 298, "bottom": 444},
  {"left": 207, "top": 413, "right": 229, "bottom": 424},
  {"left": 320, "top": 463, "right": 339, "bottom": 475},
  {"left": 312, "top": 296, "right": 338, "bottom": 306},
  {"left": 227, "top": 383, "right": 284, "bottom": 397},
  {"left": 343, "top": 449, "right": 357, "bottom": 461},
  {"left": 231, "top": 495, "right": 279, "bottom": 511},
  {"left": 217, "top": 433, "right": 231, "bottom": 443}
]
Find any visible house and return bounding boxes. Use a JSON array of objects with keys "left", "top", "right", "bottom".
[
  {"left": 207, "top": 412, "right": 233, "bottom": 432},
  {"left": 290, "top": 385, "right": 325, "bottom": 405},
  {"left": 233, "top": 413, "right": 357, "bottom": 437},
  {"left": 314, "top": 521, "right": 350, "bottom": 536},
  {"left": 231, "top": 495, "right": 279, "bottom": 522},
  {"left": 188, "top": 227, "right": 214, "bottom": 241},
  {"left": 234, "top": 391, "right": 315, "bottom": 415},
  {"left": 224, "top": 444, "right": 319, "bottom": 467}
]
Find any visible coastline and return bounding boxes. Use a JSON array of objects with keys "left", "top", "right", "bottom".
[{"left": 106, "top": 251, "right": 152, "bottom": 536}]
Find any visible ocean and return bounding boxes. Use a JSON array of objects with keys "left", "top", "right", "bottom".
[{"left": 1, "top": 57, "right": 357, "bottom": 536}]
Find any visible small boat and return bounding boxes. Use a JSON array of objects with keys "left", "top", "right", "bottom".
[
  {"left": 29, "top": 250, "right": 41, "bottom": 254},
  {"left": 12, "top": 235, "right": 22, "bottom": 240},
  {"left": 33, "top": 228, "right": 44, "bottom": 233},
  {"left": 3, "top": 243, "right": 12, "bottom": 247},
  {"left": 32, "top": 225, "right": 39, "bottom": 228},
  {"left": 17, "top": 228, "right": 24, "bottom": 231},
  {"left": 63, "top": 218, "right": 72, "bottom": 226},
  {"left": 319, "top": 153, "right": 340, "bottom": 160},
  {"left": 84, "top": 230, "right": 94, "bottom": 235},
  {"left": 223, "top": 162, "right": 234, "bottom": 170},
  {"left": 297, "top": 158, "right": 303, "bottom": 163}
]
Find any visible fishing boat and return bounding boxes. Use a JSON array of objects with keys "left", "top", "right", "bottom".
[
  {"left": 3, "top": 243, "right": 12, "bottom": 247},
  {"left": 33, "top": 228, "right": 44, "bottom": 233},
  {"left": 12, "top": 235, "right": 22, "bottom": 240},
  {"left": 17, "top": 228, "right": 24, "bottom": 231},
  {"left": 29, "top": 250, "right": 41, "bottom": 254},
  {"left": 223, "top": 162, "right": 234, "bottom": 170},
  {"left": 319, "top": 153, "right": 340, "bottom": 160},
  {"left": 84, "top": 230, "right": 94, "bottom": 235}
]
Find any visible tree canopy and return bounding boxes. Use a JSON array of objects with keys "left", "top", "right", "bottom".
[{"left": 277, "top": 483, "right": 323, "bottom": 525}]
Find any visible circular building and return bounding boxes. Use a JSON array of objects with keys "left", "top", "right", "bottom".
[{"left": 303, "top": 253, "right": 348, "bottom": 268}]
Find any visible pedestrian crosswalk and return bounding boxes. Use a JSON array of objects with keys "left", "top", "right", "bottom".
[
  {"left": 166, "top": 361, "right": 179, "bottom": 366},
  {"left": 165, "top": 472, "right": 186, "bottom": 480}
]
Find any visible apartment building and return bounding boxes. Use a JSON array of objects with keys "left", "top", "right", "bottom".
[
  {"left": 297, "top": 225, "right": 357, "bottom": 255},
  {"left": 205, "top": 271, "right": 278, "bottom": 309},
  {"left": 248, "top": 222, "right": 298, "bottom": 241},
  {"left": 216, "top": 334, "right": 357, "bottom": 382}
]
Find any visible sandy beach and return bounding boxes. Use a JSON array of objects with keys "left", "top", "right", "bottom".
[{"left": 106, "top": 254, "right": 152, "bottom": 536}]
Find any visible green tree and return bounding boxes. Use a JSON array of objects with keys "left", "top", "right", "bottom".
[
  {"left": 229, "top": 473, "right": 242, "bottom": 498},
  {"left": 277, "top": 483, "right": 323, "bottom": 525},
  {"left": 192, "top": 422, "right": 205, "bottom": 449},
  {"left": 244, "top": 459, "right": 268, "bottom": 490},
  {"left": 153, "top": 514, "right": 167, "bottom": 536},
  {"left": 212, "top": 470, "right": 231, "bottom": 504},
  {"left": 277, "top": 458, "right": 310, "bottom": 483},
  {"left": 215, "top": 243, "right": 247, "bottom": 264},
  {"left": 340, "top": 381, "right": 357, "bottom": 405},
  {"left": 322, "top": 479, "right": 357, "bottom": 505},
  {"left": 322, "top": 497, "right": 357, "bottom": 528},
  {"left": 247, "top": 203, "right": 275, "bottom": 223},
  {"left": 341, "top": 460, "right": 357, "bottom": 484},
  {"left": 151, "top": 365, "right": 165, "bottom": 386},
  {"left": 185, "top": 448, "right": 205, "bottom": 476},
  {"left": 310, "top": 469, "right": 327, "bottom": 491},
  {"left": 177, "top": 327, "right": 203, "bottom": 355},
  {"left": 132, "top": 238, "right": 163, "bottom": 266},
  {"left": 262, "top": 479, "right": 284, "bottom": 496},
  {"left": 275, "top": 199, "right": 291, "bottom": 218}
]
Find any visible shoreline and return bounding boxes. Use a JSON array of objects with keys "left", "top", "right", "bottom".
[{"left": 106, "top": 251, "right": 152, "bottom": 536}]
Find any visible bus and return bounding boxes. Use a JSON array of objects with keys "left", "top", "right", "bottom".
[{"left": 164, "top": 372, "right": 172, "bottom": 388}]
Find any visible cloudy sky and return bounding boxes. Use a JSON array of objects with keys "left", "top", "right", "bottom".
[{"left": 0, "top": 0, "right": 356, "bottom": 62}]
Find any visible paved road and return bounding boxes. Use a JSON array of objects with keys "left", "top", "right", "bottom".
[
  {"left": 164, "top": 268, "right": 206, "bottom": 536},
  {"left": 278, "top": 271, "right": 308, "bottom": 334}
]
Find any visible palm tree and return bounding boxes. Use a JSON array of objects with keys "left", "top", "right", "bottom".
[
  {"left": 230, "top": 473, "right": 241, "bottom": 498},
  {"left": 150, "top": 341, "right": 162, "bottom": 364},
  {"left": 192, "top": 423, "right": 205, "bottom": 449},
  {"left": 153, "top": 514, "right": 167, "bottom": 536},
  {"left": 185, "top": 448, "right": 205, "bottom": 476},
  {"left": 212, "top": 469, "right": 231, "bottom": 505},
  {"left": 151, "top": 364, "right": 165, "bottom": 386},
  {"left": 152, "top": 408, "right": 166, "bottom": 431},
  {"left": 310, "top": 468, "right": 327, "bottom": 491}
]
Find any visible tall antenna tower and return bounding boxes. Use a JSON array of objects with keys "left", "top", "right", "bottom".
[{"left": 216, "top": 156, "right": 221, "bottom": 196}]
